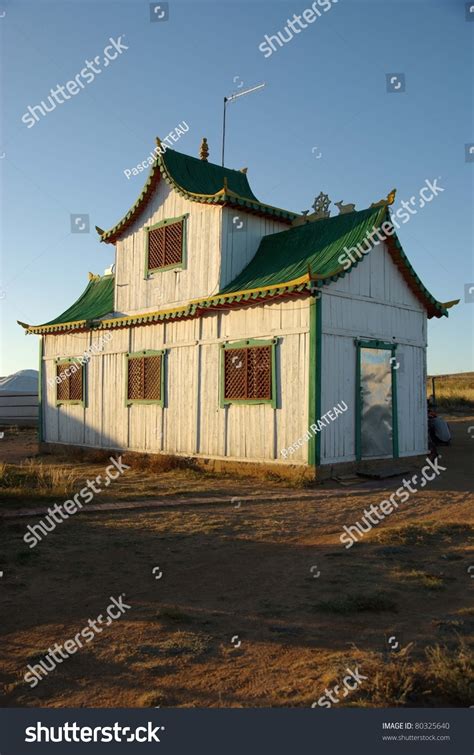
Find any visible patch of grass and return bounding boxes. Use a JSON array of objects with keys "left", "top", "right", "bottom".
[
  {"left": 157, "top": 607, "right": 195, "bottom": 624},
  {"left": 457, "top": 607, "right": 474, "bottom": 617},
  {"left": 316, "top": 592, "right": 397, "bottom": 614},
  {"left": 121, "top": 452, "right": 201, "bottom": 474},
  {"left": 364, "top": 657, "right": 416, "bottom": 707},
  {"left": 0, "top": 460, "right": 76, "bottom": 496},
  {"left": 425, "top": 638, "right": 474, "bottom": 706},
  {"left": 157, "top": 631, "right": 211, "bottom": 657},
  {"left": 433, "top": 619, "right": 465, "bottom": 634},
  {"left": 427, "top": 372, "right": 474, "bottom": 410},
  {"left": 137, "top": 632, "right": 211, "bottom": 659},
  {"left": 399, "top": 569, "right": 445, "bottom": 590},
  {"left": 373, "top": 522, "right": 472, "bottom": 547},
  {"left": 136, "top": 691, "right": 167, "bottom": 707},
  {"left": 356, "top": 638, "right": 474, "bottom": 707}
]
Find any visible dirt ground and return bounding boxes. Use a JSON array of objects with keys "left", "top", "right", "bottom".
[{"left": 0, "top": 416, "right": 473, "bottom": 708}]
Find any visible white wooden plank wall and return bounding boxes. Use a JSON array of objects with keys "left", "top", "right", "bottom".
[
  {"left": 320, "top": 242, "right": 428, "bottom": 463},
  {"left": 41, "top": 299, "right": 311, "bottom": 463}
]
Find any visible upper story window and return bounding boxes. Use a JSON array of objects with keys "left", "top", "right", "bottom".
[
  {"left": 221, "top": 339, "right": 277, "bottom": 408},
  {"left": 55, "top": 359, "right": 85, "bottom": 406},
  {"left": 145, "top": 215, "right": 187, "bottom": 274}
]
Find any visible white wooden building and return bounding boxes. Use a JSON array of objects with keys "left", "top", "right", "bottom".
[{"left": 19, "top": 139, "right": 457, "bottom": 476}]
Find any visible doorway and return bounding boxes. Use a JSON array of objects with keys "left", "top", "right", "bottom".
[{"left": 356, "top": 340, "right": 399, "bottom": 460}]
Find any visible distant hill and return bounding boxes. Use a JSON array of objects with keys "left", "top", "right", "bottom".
[
  {"left": 0, "top": 369, "right": 38, "bottom": 393},
  {"left": 426, "top": 372, "right": 474, "bottom": 410},
  {"left": 427, "top": 371, "right": 474, "bottom": 382}
]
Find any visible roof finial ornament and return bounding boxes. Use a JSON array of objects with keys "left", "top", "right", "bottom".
[
  {"left": 311, "top": 192, "right": 331, "bottom": 219},
  {"left": 370, "top": 188, "right": 397, "bottom": 208},
  {"left": 335, "top": 200, "right": 356, "bottom": 215},
  {"left": 291, "top": 193, "right": 332, "bottom": 226},
  {"left": 199, "top": 137, "right": 209, "bottom": 161}
]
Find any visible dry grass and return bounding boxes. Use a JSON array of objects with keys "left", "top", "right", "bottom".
[
  {"left": 372, "top": 521, "right": 473, "bottom": 547},
  {"left": 357, "top": 638, "right": 474, "bottom": 707},
  {"left": 427, "top": 371, "right": 474, "bottom": 410},
  {"left": 424, "top": 639, "right": 474, "bottom": 706},
  {"left": 0, "top": 460, "right": 76, "bottom": 496},
  {"left": 0, "top": 454, "right": 265, "bottom": 509},
  {"left": 1, "top": 418, "right": 473, "bottom": 708},
  {"left": 396, "top": 569, "right": 445, "bottom": 590}
]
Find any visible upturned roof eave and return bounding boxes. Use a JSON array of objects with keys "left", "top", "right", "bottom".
[{"left": 97, "top": 148, "right": 298, "bottom": 245}]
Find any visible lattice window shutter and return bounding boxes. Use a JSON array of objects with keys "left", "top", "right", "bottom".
[
  {"left": 69, "top": 365, "right": 83, "bottom": 401},
  {"left": 148, "top": 220, "right": 183, "bottom": 270},
  {"left": 144, "top": 355, "right": 162, "bottom": 400},
  {"left": 128, "top": 357, "right": 144, "bottom": 400},
  {"left": 224, "top": 349, "right": 248, "bottom": 399},
  {"left": 148, "top": 227, "right": 166, "bottom": 270},
  {"left": 164, "top": 222, "right": 183, "bottom": 266},
  {"left": 247, "top": 346, "right": 272, "bottom": 400},
  {"left": 56, "top": 364, "right": 69, "bottom": 401}
]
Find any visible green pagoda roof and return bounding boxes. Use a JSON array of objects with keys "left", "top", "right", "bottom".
[
  {"left": 96, "top": 145, "right": 297, "bottom": 244},
  {"left": 20, "top": 196, "right": 457, "bottom": 335},
  {"left": 221, "top": 205, "right": 451, "bottom": 318},
  {"left": 18, "top": 274, "right": 114, "bottom": 334},
  {"left": 161, "top": 148, "right": 259, "bottom": 201}
]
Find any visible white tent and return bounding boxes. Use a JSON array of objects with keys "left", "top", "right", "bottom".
[{"left": 0, "top": 369, "right": 38, "bottom": 426}]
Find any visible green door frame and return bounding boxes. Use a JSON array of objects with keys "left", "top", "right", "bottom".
[
  {"left": 355, "top": 338, "right": 399, "bottom": 461},
  {"left": 308, "top": 292, "right": 322, "bottom": 467},
  {"left": 38, "top": 336, "right": 44, "bottom": 443}
]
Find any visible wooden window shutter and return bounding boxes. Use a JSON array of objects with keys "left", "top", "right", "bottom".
[
  {"left": 143, "top": 355, "right": 161, "bottom": 400},
  {"left": 127, "top": 357, "right": 144, "bottom": 400},
  {"left": 224, "top": 349, "right": 247, "bottom": 399},
  {"left": 56, "top": 362, "right": 84, "bottom": 402},
  {"left": 247, "top": 346, "right": 272, "bottom": 400},
  {"left": 127, "top": 355, "right": 162, "bottom": 402},
  {"left": 224, "top": 346, "right": 272, "bottom": 401},
  {"left": 148, "top": 220, "right": 183, "bottom": 270}
]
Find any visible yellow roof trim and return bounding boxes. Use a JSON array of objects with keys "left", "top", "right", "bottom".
[
  {"left": 24, "top": 319, "right": 88, "bottom": 334},
  {"left": 99, "top": 274, "right": 312, "bottom": 327},
  {"left": 159, "top": 158, "right": 294, "bottom": 215},
  {"left": 24, "top": 274, "right": 314, "bottom": 333}
]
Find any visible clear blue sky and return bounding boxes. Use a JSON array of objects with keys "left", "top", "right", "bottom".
[{"left": 1, "top": 0, "right": 472, "bottom": 376}]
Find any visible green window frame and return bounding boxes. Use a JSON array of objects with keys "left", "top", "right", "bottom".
[
  {"left": 355, "top": 339, "right": 399, "bottom": 461},
  {"left": 55, "top": 357, "right": 86, "bottom": 407},
  {"left": 144, "top": 214, "right": 188, "bottom": 276},
  {"left": 125, "top": 350, "right": 165, "bottom": 406},
  {"left": 220, "top": 338, "right": 277, "bottom": 408}
]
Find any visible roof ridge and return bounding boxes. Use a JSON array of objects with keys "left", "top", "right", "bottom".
[{"left": 164, "top": 146, "right": 247, "bottom": 175}]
